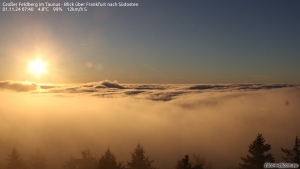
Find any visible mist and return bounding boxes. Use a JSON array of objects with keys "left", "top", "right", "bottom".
[{"left": 0, "top": 84, "right": 299, "bottom": 169}]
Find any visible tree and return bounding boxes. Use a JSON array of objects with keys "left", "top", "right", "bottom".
[
  {"left": 239, "top": 134, "right": 274, "bottom": 169},
  {"left": 281, "top": 136, "right": 300, "bottom": 163},
  {"left": 176, "top": 155, "right": 202, "bottom": 169},
  {"left": 98, "top": 148, "right": 125, "bottom": 169},
  {"left": 6, "top": 147, "right": 27, "bottom": 169},
  {"left": 63, "top": 149, "right": 97, "bottom": 169},
  {"left": 29, "top": 148, "right": 47, "bottom": 169},
  {"left": 63, "top": 156, "right": 80, "bottom": 169},
  {"left": 191, "top": 154, "right": 212, "bottom": 169},
  {"left": 127, "top": 143, "right": 158, "bottom": 169},
  {"left": 80, "top": 149, "right": 98, "bottom": 169}
]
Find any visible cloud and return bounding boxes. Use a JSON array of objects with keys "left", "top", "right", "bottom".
[
  {"left": 96, "top": 80, "right": 125, "bottom": 89},
  {"left": 124, "top": 90, "right": 146, "bottom": 95},
  {"left": 0, "top": 81, "right": 39, "bottom": 92},
  {"left": 39, "top": 84, "right": 56, "bottom": 89},
  {"left": 31, "top": 80, "right": 125, "bottom": 94},
  {"left": 143, "top": 91, "right": 187, "bottom": 101},
  {"left": 187, "top": 84, "right": 299, "bottom": 91},
  {"left": 0, "top": 80, "right": 292, "bottom": 102},
  {"left": 0, "top": 84, "right": 300, "bottom": 169},
  {"left": 2, "top": 80, "right": 300, "bottom": 102},
  {"left": 187, "top": 84, "right": 228, "bottom": 90}
]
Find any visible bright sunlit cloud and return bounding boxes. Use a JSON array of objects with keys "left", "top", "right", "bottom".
[{"left": 29, "top": 59, "right": 46, "bottom": 76}]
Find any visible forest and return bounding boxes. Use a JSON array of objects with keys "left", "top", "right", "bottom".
[{"left": 1, "top": 134, "right": 299, "bottom": 169}]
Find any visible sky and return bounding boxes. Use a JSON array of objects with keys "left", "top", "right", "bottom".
[{"left": 0, "top": 0, "right": 299, "bottom": 84}]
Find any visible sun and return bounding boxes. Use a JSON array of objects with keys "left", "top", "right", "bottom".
[{"left": 29, "top": 60, "right": 46, "bottom": 75}]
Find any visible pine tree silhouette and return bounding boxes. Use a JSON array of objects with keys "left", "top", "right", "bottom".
[
  {"left": 98, "top": 148, "right": 125, "bottom": 169},
  {"left": 6, "top": 147, "right": 27, "bottom": 169},
  {"left": 80, "top": 149, "right": 98, "bottom": 169},
  {"left": 191, "top": 154, "right": 212, "bottom": 169},
  {"left": 176, "top": 155, "right": 203, "bottom": 169},
  {"left": 281, "top": 136, "right": 300, "bottom": 163},
  {"left": 63, "top": 156, "right": 80, "bottom": 169},
  {"left": 63, "top": 149, "right": 97, "bottom": 169},
  {"left": 127, "top": 143, "right": 158, "bottom": 169},
  {"left": 29, "top": 148, "right": 47, "bottom": 169},
  {"left": 239, "top": 134, "right": 274, "bottom": 169}
]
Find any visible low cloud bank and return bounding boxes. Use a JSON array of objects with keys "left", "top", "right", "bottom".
[
  {"left": 1, "top": 80, "right": 299, "bottom": 101},
  {"left": 187, "top": 83, "right": 298, "bottom": 91},
  {"left": 0, "top": 81, "right": 39, "bottom": 92},
  {"left": 36, "top": 80, "right": 300, "bottom": 101},
  {"left": 93, "top": 80, "right": 125, "bottom": 89}
]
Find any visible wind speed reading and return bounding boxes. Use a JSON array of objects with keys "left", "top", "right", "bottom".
[{"left": 2, "top": 2, "right": 139, "bottom": 12}]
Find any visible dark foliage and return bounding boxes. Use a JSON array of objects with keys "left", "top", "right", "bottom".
[
  {"left": 239, "top": 134, "right": 274, "bottom": 169},
  {"left": 6, "top": 147, "right": 27, "bottom": 169},
  {"left": 98, "top": 148, "right": 125, "bottom": 169},
  {"left": 127, "top": 143, "right": 158, "bottom": 169},
  {"left": 176, "top": 155, "right": 203, "bottom": 169},
  {"left": 29, "top": 148, "right": 47, "bottom": 169},
  {"left": 191, "top": 154, "right": 212, "bottom": 169},
  {"left": 63, "top": 149, "right": 97, "bottom": 169},
  {"left": 281, "top": 136, "right": 300, "bottom": 163}
]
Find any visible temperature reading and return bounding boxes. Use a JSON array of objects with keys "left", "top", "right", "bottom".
[{"left": 38, "top": 7, "right": 49, "bottom": 11}]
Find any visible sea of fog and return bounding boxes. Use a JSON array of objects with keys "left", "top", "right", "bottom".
[{"left": 0, "top": 80, "right": 299, "bottom": 169}]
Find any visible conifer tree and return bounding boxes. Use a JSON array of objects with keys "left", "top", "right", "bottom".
[
  {"left": 98, "top": 148, "right": 125, "bottom": 169},
  {"left": 239, "top": 134, "right": 274, "bottom": 169},
  {"left": 6, "top": 147, "right": 27, "bottom": 169},
  {"left": 127, "top": 143, "right": 158, "bottom": 169},
  {"left": 29, "top": 148, "right": 47, "bottom": 169},
  {"left": 281, "top": 136, "right": 300, "bottom": 163},
  {"left": 176, "top": 155, "right": 202, "bottom": 169},
  {"left": 80, "top": 149, "right": 98, "bottom": 169},
  {"left": 191, "top": 154, "right": 212, "bottom": 169},
  {"left": 63, "top": 149, "right": 97, "bottom": 169},
  {"left": 63, "top": 156, "right": 80, "bottom": 169}
]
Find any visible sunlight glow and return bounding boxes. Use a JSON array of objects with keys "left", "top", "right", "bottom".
[{"left": 29, "top": 60, "right": 46, "bottom": 75}]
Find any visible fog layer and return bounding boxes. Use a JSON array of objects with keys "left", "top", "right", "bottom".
[{"left": 0, "top": 84, "right": 299, "bottom": 169}]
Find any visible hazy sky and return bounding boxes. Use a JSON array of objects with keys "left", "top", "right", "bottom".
[{"left": 0, "top": 0, "right": 299, "bottom": 83}]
